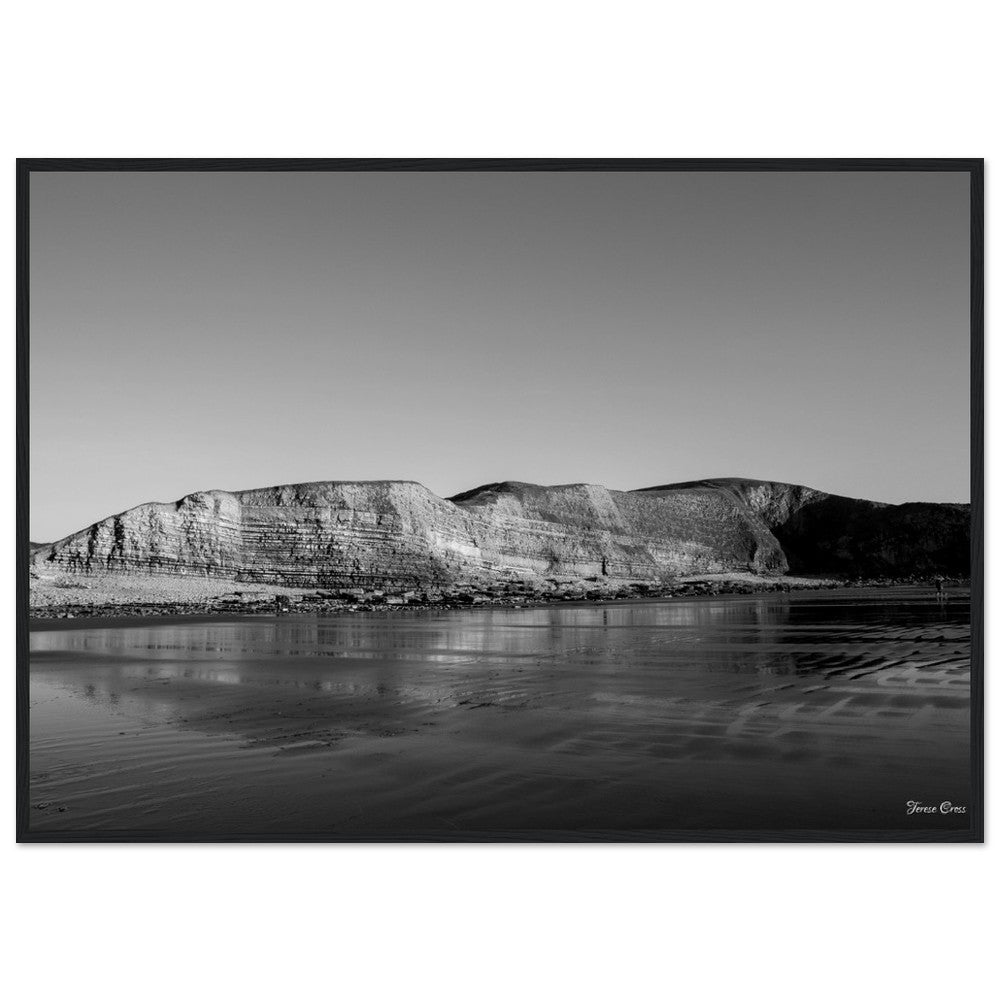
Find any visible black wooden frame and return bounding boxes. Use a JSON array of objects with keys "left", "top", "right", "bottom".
[{"left": 15, "top": 158, "right": 985, "bottom": 843}]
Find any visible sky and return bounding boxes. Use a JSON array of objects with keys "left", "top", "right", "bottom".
[{"left": 29, "top": 169, "right": 971, "bottom": 542}]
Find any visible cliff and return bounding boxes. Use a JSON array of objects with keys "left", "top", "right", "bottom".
[{"left": 29, "top": 477, "right": 970, "bottom": 587}]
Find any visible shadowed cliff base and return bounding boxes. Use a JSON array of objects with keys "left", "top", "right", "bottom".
[{"left": 29, "top": 477, "right": 970, "bottom": 614}]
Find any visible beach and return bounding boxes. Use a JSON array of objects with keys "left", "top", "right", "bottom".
[{"left": 27, "top": 586, "right": 972, "bottom": 839}]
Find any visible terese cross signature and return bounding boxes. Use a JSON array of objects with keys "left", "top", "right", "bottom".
[{"left": 906, "top": 801, "right": 967, "bottom": 816}]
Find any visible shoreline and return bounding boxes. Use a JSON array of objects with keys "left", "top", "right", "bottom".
[
  {"left": 27, "top": 584, "right": 973, "bottom": 836},
  {"left": 28, "top": 572, "right": 969, "bottom": 626}
]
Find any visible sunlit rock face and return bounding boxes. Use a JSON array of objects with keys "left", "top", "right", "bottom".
[
  {"left": 450, "top": 481, "right": 788, "bottom": 579},
  {"left": 31, "top": 482, "right": 481, "bottom": 588},
  {"left": 29, "top": 477, "right": 971, "bottom": 586}
]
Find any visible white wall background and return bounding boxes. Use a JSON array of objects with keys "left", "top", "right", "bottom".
[{"left": 2, "top": 3, "right": 995, "bottom": 999}]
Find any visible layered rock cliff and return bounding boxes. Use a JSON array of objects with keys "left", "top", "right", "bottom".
[{"left": 29, "top": 477, "right": 970, "bottom": 587}]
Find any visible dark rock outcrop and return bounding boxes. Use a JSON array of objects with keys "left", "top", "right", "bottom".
[
  {"left": 29, "top": 477, "right": 970, "bottom": 587},
  {"left": 771, "top": 496, "right": 971, "bottom": 576}
]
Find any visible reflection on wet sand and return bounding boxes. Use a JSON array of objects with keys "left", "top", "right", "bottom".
[{"left": 29, "top": 588, "right": 972, "bottom": 838}]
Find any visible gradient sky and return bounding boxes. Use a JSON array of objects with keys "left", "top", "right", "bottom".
[{"left": 29, "top": 170, "right": 971, "bottom": 542}]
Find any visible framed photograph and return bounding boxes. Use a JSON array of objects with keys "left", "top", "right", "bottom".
[{"left": 16, "top": 159, "right": 983, "bottom": 843}]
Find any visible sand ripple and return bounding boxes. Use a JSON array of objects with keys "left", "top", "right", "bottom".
[{"left": 28, "top": 587, "right": 972, "bottom": 837}]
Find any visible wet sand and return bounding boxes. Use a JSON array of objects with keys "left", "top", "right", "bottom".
[{"left": 27, "top": 587, "right": 972, "bottom": 839}]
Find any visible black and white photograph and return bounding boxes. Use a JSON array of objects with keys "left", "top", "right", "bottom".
[{"left": 17, "top": 160, "right": 983, "bottom": 842}]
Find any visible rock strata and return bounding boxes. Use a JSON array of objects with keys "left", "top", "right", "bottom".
[{"left": 29, "top": 476, "right": 970, "bottom": 590}]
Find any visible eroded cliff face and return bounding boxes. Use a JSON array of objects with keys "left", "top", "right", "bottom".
[
  {"left": 31, "top": 482, "right": 483, "bottom": 588},
  {"left": 450, "top": 481, "right": 787, "bottom": 579},
  {"left": 29, "top": 477, "right": 970, "bottom": 587}
]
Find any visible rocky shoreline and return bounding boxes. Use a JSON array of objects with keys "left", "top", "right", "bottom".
[{"left": 28, "top": 573, "right": 968, "bottom": 621}]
